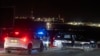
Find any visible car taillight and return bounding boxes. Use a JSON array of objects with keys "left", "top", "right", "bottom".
[
  {"left": 23, "top": 38, "right": 27, "bottom": 42},
  {"left": 15, "top": 31, "right": 19, "bottom": 35},
  {"left": 4, "top": 37, "right": 7, "bottom": 41},
  {"left": 21, "top": 37, "right": 27, "bottom": 42}
]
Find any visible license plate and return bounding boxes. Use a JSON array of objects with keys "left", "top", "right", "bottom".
[{"left": 11, "top": 40, "right": 18, "bottom": 43}]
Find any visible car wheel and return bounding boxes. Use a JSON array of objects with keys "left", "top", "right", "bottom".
[
  {"left": 27, "top": 43, "right": 32, "bottom": 54},
  {"left": 38, "top": 43, "right": 44, "bottom": 52},
  {"left": 6, "top": 50, "right": 11, "bottom": 53},
  {"left": 28, "top": 49, "right": 32, "bottom": 54}
]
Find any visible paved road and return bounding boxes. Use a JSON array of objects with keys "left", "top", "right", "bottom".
[
  {"left": 75, "top": 49, "right": 100, "bottom": 56},
  {"left": 0, "top": 48, "right": 83, "bottom": 56},
  {"left": 0, "top": 48, "right": 99, "bottom": 56}
]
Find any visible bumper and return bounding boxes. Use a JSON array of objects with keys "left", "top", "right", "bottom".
[
  {"left": 4, "top": 44, "right": 27, "bottom": 50},
  {"left": 53, "top": 42, "right": 72, "bottom": 47},
  {"left": 5, "top": 47, "right": 27, "bottom": 50}
]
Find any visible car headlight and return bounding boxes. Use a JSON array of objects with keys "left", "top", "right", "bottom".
[{"left": 90, "top": 41, "right": 95, "bottom": 43}]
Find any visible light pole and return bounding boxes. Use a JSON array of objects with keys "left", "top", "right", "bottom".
[{"left": 46, "top": 22, "right": 52, "bottom": 30}]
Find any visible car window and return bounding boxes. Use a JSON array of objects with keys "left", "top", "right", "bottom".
[
  {"left": 7, "top": 32, "right": 23, "bottom": 38},
  {"left": 55, "top": 34, "right": 72, "bottom": 40}
]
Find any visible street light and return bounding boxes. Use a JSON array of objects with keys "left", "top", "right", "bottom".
[{"left": 46, "top": 22, "right": 51, "bottom": 30}]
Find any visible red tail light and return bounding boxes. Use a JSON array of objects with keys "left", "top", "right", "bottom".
[
  {"left": 22, "top": 38, "right": 27, "bottom": 42},
  {"left": 21, "top": 37, "right": 27, "bottom": 42},
  {"left": 4, "top": 37, "right": 8, "bottom": 41},
  {"left": 15, "top": 31, "right": 19, "bottom": 35},
  {"left": 4, "top": 37, "right": 7, "bottom": 40}
]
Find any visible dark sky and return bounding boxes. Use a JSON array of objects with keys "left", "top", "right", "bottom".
[
  {"left": 1, "top": 0, "right": 100, "bottom": 40},
  {"left": 1, "top": 0, "right": 100, "bottom": 21}
]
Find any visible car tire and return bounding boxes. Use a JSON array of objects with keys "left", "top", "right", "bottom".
[
  {"left": 6, "top": 50, "right": 11, "bottom": 53},
  {"left": 38, "top": 43, "right": 44, "bottom": 52},
  {"left": 28, "top": 49, "right": 32, "bottom": 54},
  {"left": 27, "top": 43, "right": 32, "bottom": 54}
]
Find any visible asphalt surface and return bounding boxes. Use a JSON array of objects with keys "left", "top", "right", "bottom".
[
  {"left": 0, "top": 47, "right": 100, "bottom": 56},
  {"left": 75, "top": 49, "right": 100, "bottom": 56}
]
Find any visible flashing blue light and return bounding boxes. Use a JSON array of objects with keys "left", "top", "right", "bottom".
[
  {"left": 36, "top": 28, "right": 46, "bottom": 37},
  {"left": 38, "top": 31, "right": 44, "bottom": 35}
]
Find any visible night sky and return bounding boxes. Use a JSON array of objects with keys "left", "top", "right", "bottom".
[
  {"left": 1, "top": 0, "right": 100, "bottom": 21},
  {"left": 1, "top": 0, "right": 100, "bottom": 40}
]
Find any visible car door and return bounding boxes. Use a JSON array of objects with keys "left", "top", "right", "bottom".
[{"left": 32, "top": 37, "right": 41, "bottom": 48}]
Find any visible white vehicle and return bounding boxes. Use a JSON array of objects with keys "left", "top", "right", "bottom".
[
  {"left": 75, "top": 36, "right": 96, "bottom": 48},
  {"left": 4, "top": 31, "right": 44, "bottom": 54},
  {"left": 53, "top": 34, "right": 74, "bottom": 48}
]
